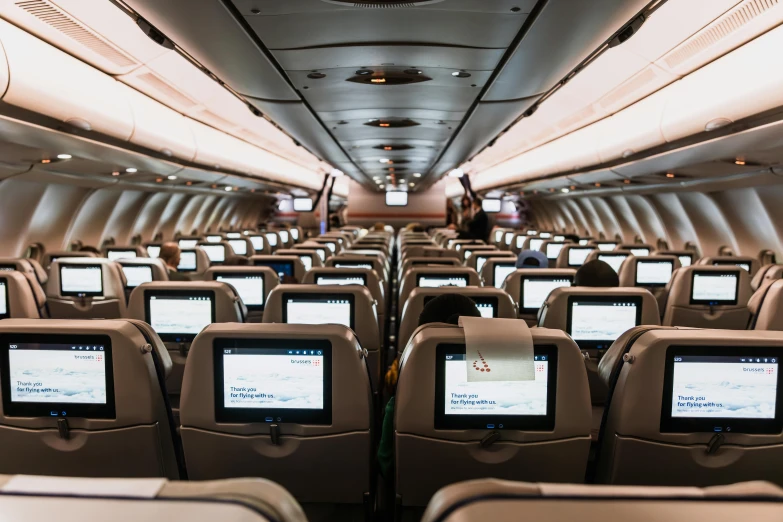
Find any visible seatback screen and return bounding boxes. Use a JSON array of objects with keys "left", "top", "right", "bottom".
[
  {"left": 283, "top": 294, "right": 354, "bottom": 329},
  {"left": 279, "top": 230, "right": 290, "bottom": 243},
  {"left": 216, "top": 274, "right": 265, "bottom": 309},
  {"left": 146, "top": 245, "right": 161, "bottom": 258},
  {"left": 596, "top": 243, "right": 617, "bottom": 251},
  {"left": 228, "top": 240, "right": 248, "bottom": 256},
  {"left": 178, "top": 251, "right": 197, "bottom": 271},
  {"left": 0, "top": 265, "right": 16, "bottom": 271},
  {"left": 493, "top": 263, "right": 516, "bottom": 289},
  {"left": 201, "top": 245, "right": 226, "bottom": 263},
  {"left": 214, "top": 338, "right": 332, "bottom": 424},
  {"left": 434, "top": 344, "right": 556, "bottom": 430},
  {"left": 335, "top": 262, "right": 373, "bottom": 270},
  {"left": 690, "top": 272, "right": 739, "bottom": 305},
  {"left": 298, "top": 255, "right": 313, "bottom": 271},
  {"left": 265, "top": 233, "right": 278, "bottom": 247},
  {"left": 249, "top": 236, "right": 265, "bottom": 251},
  {"left": 539, "top": 232, "right": 551, "bottom": 239},
  {"left": 0, "top": 335, "right": 115, "bottom": 418},
  {"left": 678, "top": 254, "right": 693, "bottom": 267},
  {"left": 554, "top": 235, "right": 565, "bottom": 242},
  {"left": 290, "top": 228, "right": 300, "bottom": 241},
  {"left": 122, "top": 265, "right": 153, "bottom": 288},
  {"left": 145, "top": 291, "right": 215, "bottom": 342},
  {"left": 579, "top": 239, "right": 590, "bottom": 246},
  {"left": 60, "top": 265, "right": 103, "bottom": 297},
  {"left": 504, "top": 232, "right": 514, "bottom": 246},
  {"left": 417, "top": 275, "right": 469, "bottom": 288},
  {"left": 516, "top": 236, "right": 525, "bottom": 249},
  {"left": 206, "top": 235, "right": 222, "bottom": 243},
  {"left": 527, "top": 230, "right": 538, "bottom": 236},
  {"left": 714, "top": 261, "right": 751, "bottom": 273},
  {"left": 597, "top": 254, "right": 628, "bottom": 273},
  {"left": 545, "top": 242, "right": 565, "bottom": 260},
  {"left": 316, "top": 275, "right": 366, "bottom": 287},
  {"left": 661, "top": 346, "right": 782, "bottom": 434},
  {"left": 107, "top": 250, "right": 136, "bottom": 262},
  {"left": 567, "top": 296, "right": 642, "bottom": 350},
  {"left": 424, "top": 295, "right": 498, "bottom": 319},
  {"left": 520, "top": 276, "right": 572, "bottom": 313},
  {"left": 0, "top": 281, "right": 8, "bottom": 318},
  {"left": 178, "top": 239, "right": 198, "bottom": 249},
  {"left": 253, "top": 260, "right": 293, "bottom": 279},
  {"left": 529, "top": 238, "right": 544, "bottom": 251},
  {"left": 636, "top": 260, "right": 674, "bottom": 286},
  {"left": 567, "top": 248, "right": 593, "bottom": 267},
  {"left": 630, "top": 248, "right": 651, "bottom": 256},
  {"left": 226, "top": 233, "right": 241, "bottom": 239},
  {"left": 477, "top": 255, "right": 510, "bottom": 274},
  {"left": 495, "top": 230, "right": 504, "bottom": 243}
]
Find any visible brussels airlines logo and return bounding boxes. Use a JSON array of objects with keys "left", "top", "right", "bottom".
[{"left": 742, "top": 366, "right": 774, "bottom": 375}]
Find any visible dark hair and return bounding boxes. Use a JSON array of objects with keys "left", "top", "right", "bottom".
[
  {"left": 521, "top": 257, "right": 541, "bottom": 267},
  {"left": 472, "top": 197, "right": 483, "bottom": 207},
  {"left": 575, "top": 260, "right": 619, "bottom": 287},
  {"left": 79, "top": 246, "right": 101, "bottom": 255},
  {"left": 223, "top": 255, "right": 249, "bottom": 266},
  {"left": 418, "top": 294, "right": 482, "bottom": 327}
]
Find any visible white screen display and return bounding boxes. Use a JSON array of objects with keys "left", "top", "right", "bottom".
[
  {"left": 60, "top": 265, "right": 102, "bottom": 295},
  {"left": 217, "top": 275, "right": 264, "bottom": 306},
  {"left": 147, "top": 246, "right": 161, "bottom": 258},
  {"left": 228, "top": 240, "right": 248, "bottom": 256},
  {"left": 279, "top": 230, "right": 290, "bottom": 243},
  {"left": 527, "top": 230, "right": 538, "bottom": 236},
  {"left": 630, "top": 248, "right": 651, "bottom": 257},
  {"left": 546, "top": 243, "right": 564, "bottom": 259},
  {"left": 692, "top": 273, "right": 737, "bottom": 302},
  {"left": 636, "top": 261, "right": 673, "bottom": 285},
  {"left": 227, "top": 233, "right": 241, "bottom": 239},
  {"left": 298, "top": 255, "right": 313, "bottom": 271},
  {"left": 540, "top": 233, "right": 551, "bottom": 239},
  {"left": 0, "top": 282, "right": 6, "bottom": 316},
  {"left": 148, "top": 295, "right": 212, "bottom": 334},
  {"left": 9, "top": 344, "right": 106, "bottom": 404},
  {"left": 286, "top": 298, "right": 351, "bottom": 328},
  {"left": 493, "top": 264, "right": 516, "bottom": 289},
  {"left": 419, "top": 276, "right": 468, "bottom": 288},
  {"left": 476, "top": 303, "right": 495, "bottom": 319},
  {"left": 335, "top": 263, "right": 372, "bottom": 270},
  {"left": 570, "top": 302, "right": 638, "bottom": 341},
  {"left": 250, "top": 236, "right": 265, "bottom": 251},
  {"left": 107, "top": 251, "right": 136, "bottom": 261},
  {"left": 314, "top": 249, "right": 326, "bottom": 262},
  {"left": 122, "top": 265, "right": 153, "bottom": 287},
  {"left": 522, "top": 278, "right": 572, "bottom": 310},
  {"left": 316, "top": 276, "right": 364, "bottom": 286},
  {"left": 714, "top": 262, "right": 751, "bottom": 273},
  {"left": 293, "top": 198, "right": 314, "bottom": 212},
  {"left": 202, "top": 245, "right": 226, "bottom": 263},
  {"left": 206, "top": 235, "right": 222, "bottom": 243},
  {"left": 178, "top": 251, "right": 197, "bottom": 270},
  {"left": 671, "top": 356, "right": 778, "bottom": 419},
  {"left": 495, "top": 230, "right": 504, "bottom": 243},
  {"left": 504, "top": 232, "right": 514, "bottom": 245},
  {"left": 579, "top": 239, "right": 589, "bottom": 246},
  {"left": 529, "top": 238, "right": 544, "bottom": 251},
  {"left": 223, "top": 350, "right": 323, "bottom": 409},
  {"left": 598, "top": 254, "right": 627, "bottom": 273},
  {"left": 516, "top": 236, "right": 525, "bottom": 249},
  {"left": 679, "top": 255, "right": 693, "bottom": 267},
  {"left": 179, "top": 239, "right": 198, "bottom": 249},
  {"left": 568, "top": 248, "right": 593, "bottom": 266},
  {"left": 444, "top": 354, "right": 548, "bottom": 415},
  {"left": 482, "top": 199, "right": 502, "bottom": 212},
  {"left": 554, "top": 235, "right": 565, "bottom": 242},
  {"left": 385, "top": 192, "right": 408, "bottom": 206},
  {"left": 597, "top": 243, "right": 617, "bottom": 251},
  {"left": 291, "top": 228, "right": 300, "bottom": 241},
  {"left": 323, "top": 242, "right": 336, "bottom": 253},
  {"left": 265, "top": 233, "right": 278, "bottom": 247}
]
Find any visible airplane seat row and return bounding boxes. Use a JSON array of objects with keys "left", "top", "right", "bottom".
[
  {"left": 46, "top": 258, "right": 128, "bottom": 320},
  {"left": 0, "top": 271, "right": 45, "bottom": 319}
]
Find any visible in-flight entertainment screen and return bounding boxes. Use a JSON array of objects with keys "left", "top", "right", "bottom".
[
  {"left": 567, "top": 296, "right": 642, "bottom": 350},
  {"left": 493, "top": 263, "right": 516, "bottom": 289},
  {"left": 216, "top": 274, "right": 265, "bottom": 309},
  {"left": 178, "top": 251, "right": 197, "bottom": 271},
  {"left": 283, "top": 294, "right": 354, "bottom": 329},
  {"left": 520, "top": 276, "right": 572, "bottom": 313},
  {"left": 145, "top": 291, "right": 215, "bottom": 342},
  {"left": 636, "top": 260, "right": 674, "bottom": 286},
  {"left": 59, "top": 265, "right": 103, "bottom": 297},
  {"left": 598, "top": 254, "right": 628, "bottom": 273},
  {"left": 690, "top": 272, "right": 739, "bottom": 305},
  {"left": 567, "top": 248, "right": 594, "bottom": 267},
  {"left": 418, "top": 275, "right": 469, "bottom": 288},
  {"left": 121, "top": 265, "right": 153, "bottom": 288},
  {"left": 228, "top": 240, "right": 248, "bottom": 256},
  {"left": 201, "top": 244, "right": 226, "bottom": 263},
  {"left": 107, "top": 250, "right": 136, "bottom": 262}
]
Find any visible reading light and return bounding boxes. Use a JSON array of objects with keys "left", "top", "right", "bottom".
[
  {"left": 449, "top": 168, "right": 464, "bottom": 178},
  {"left": 594, "top": 183, "right": 601, "bottom": 187},
  {"left": 370, "top": 78, "right": 387, "bottom": 84},
  {"left": 379, "top": 123, "right": 390, "bottom": 127},
  {"left": 56, "top": 154, "right": 72, "bottom": 160},
  {"left": 666, "top": 173, "right": 675, "bottom": 178},
  {"left": 167, "top": 175, "right": 177, "bottom": 180},
  {"left": 379, "top": 184, "right": 385, "bottom": 189},
  {"left": 111, "top": 171, "right": 120, "bottom": 176},
  {"left": 41, "top": 159, "right": 51, "bottom": 164},
  {"left": 186, "top": 181, "right": 193, "bottom": 186},
  {"left": 225, "top": 186, "right": 233, "bottom": 191},
  {"left": 623, "top": 179, "right": 631, "bottom": 184},
  {"left": 409, "top": 183, "right": 415, "bottom": 187},
  {"left": 126, "top": 168, "right": 138, "bottom": 173},
  {"left": 413, "top": 172, "right": 421, "bottom": 177},
  {"left": 735, "top": 159, "right": 746, "bottom": 165},
  {"left": 383, "top": 146, "right": 393, "bottom": 151},
  {"left": 156, "top": 178, "right": 163, "bottom": 183}
]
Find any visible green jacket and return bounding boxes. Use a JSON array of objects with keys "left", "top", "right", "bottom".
[{"left": 377, "top": 396, "right": 395, "bottom": 479}]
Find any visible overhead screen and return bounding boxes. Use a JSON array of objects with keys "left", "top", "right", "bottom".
[
  {"left": 598, "top": 254, "right": 628, "bottom": 273},
  {"left": 201, "top": 244, "right": 226, "bottom": 263},
  {"left": 435, "top": 344, "right": 556, "bottom": 430},
  {"left": 228, "top": 240, "right": 248, "bottom": 256},
  {"left": 145, "top": 291, "right": 215, "bottom": 342},
  {"left": 691, "top": 271, "right": 739, "bottom": 305},
  {"left": 482, "top": 199, "right": 501, "bottom": 213},
  {"left": 661, "top": 346, "right": 782, "bottom": 434},
  {"left": 121, "top": 265, "right": 153, "bottom": 288},
  {"left": 293, "top": 198, "right": 314, "bottom": 212},
  {"left": 520, "top": 276, "right": 572, "bottom": 313},
  {"left": 493, "top": 263, "right": 516, "bottom": 289},
  {"left": 214, "top": 339, "right": 332, "bottom": 424},
  {"left": 107, "top": 250, "right": 136, "bottom": 262},
  {"left": 283, "top": 294, "right": 354, "bottom": 329},
  {"left": 417, "top": 275, "right": 469, "bottom": 288},
  {"left": 146, "top": 245, "right": 161, "bottom": 258},
  {"left": 385, "top": 192, "right": 408, "bottom": 206},
  {"left": 567, "top": 296, "right": 642, "bottom": 350},
  {"left": 178, "top": 251, "right": 197, "bottom": 271},
  {"left": 216, "top": 274, "right": 265, "bottom": 309},
  {"left": 636, "top": 260, "right": 673, "bottom": 286},
  {"left": 59, "top": 265, "right": 103, "bottom": 297},
  {"left": 0, "top": 336, "right": 115, "bottom": 418}
]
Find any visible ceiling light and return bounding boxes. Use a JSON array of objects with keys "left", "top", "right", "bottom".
[
  {"left": 666, "top": 173, "right": 675, "bottom": 178},
  {"left": 41, "top": 159, "right": 51, "bottom": 164},
  {"left": 167, "top": 175, "right": 177, "bottom": 180},
  {"left": 111, "top": 171, "right": 120, "bottom": 176},
  {"left": 331, "top": 168, "right": 344, "bottom": 177},
  {"left": 370, "top": 78, "right": 387, "bottom": 84},
  {"left": 125, "top": 168, "right": 137, "bottom": 173},
  {"left": 409, "top": 183, "right": 415, "bottom": 187},
  {"left": 386, "top": 175, "right": 392, "bottom": 180},
  {"left": 451, "top": 71, "right": 471, "bottom": 78},
  {"left": 379, "top": 158, "right": 390, "bottom": 164},
  {"left": 735, "top": 159, "right": 746, "bottom": 165},
  {"left": 561, "top": 188, "right": 570, "bottom": 193},
  {"left": 56, "top": 154, "right": 72, "bottom": 160},
  {"left": 225, "top": 186, "right": 233, "bottom": 191},
  {"left": 379, "top": 185, "right": 385, "bottom": 189},
  {"left": 449, "top": 168, "right": 464, "bottom": 178},
  {"left": 413, "top": 172, "right": 421, "bottom": 177}
]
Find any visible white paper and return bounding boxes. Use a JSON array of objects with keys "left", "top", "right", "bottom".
[
  {"left": 459, "top": 316, "right": 535, "bottom": 382},
  {"left": 2, "top": 475, "right": 166, "bottom": 498}
]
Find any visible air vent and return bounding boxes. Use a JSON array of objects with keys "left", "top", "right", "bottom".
[
  {"left": 322, "top": 0, "right": 444, "bottom": 7},
  {"left": 364, "top": 118, "right": 420, "bottom": 128},
  {"left": 347, "top": 71, "right": 432, "bottom": 85},
  {"left": 556, "top": 105, "right": 597, "bottom": 132},
  {"left": 137, "top": 73, "right": 199, "bottom": 110},
  {"left": 664, "top": 0, "right": 780, "bottom": 70},
  {"left": 197, "top": 110, "right": 240, "bottom": 131},
  {"left": 15, "top": 0, "right": 137, "bottom": 68},
  {"left": 599, "top": 66, "right": 659, "bottom": 111}
]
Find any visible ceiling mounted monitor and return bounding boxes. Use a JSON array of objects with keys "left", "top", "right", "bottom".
[
  {"left": 386, "top": 191, "right": 408, "bottom": 206},
  {"left": 293, "top": 198, "right": 314, "bottom": 212},
  {"left": 482, "top": 199, "right": 502, "bottom": 213}
]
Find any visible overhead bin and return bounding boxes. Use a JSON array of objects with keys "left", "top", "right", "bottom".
[
  {"left": 596, "top": 88, "right": 669, "bottom": 164},
  {"left": 125, "top": 88, "right": 197, "bottom": 162}
]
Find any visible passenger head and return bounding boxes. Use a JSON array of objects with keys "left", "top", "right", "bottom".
[
  {"left": 405, "top": 222, "right": 422, "bottom": 232},
  {"left": 223, "top": 255, "right": 249, "bottom": 266},
  {"left": 373, "top": 222, "right": 386, "bottom": 232},
  {"left": 575, "top": 259, "right": 619, "bottom": 287},
  {"left": 460, "top": 195, "right": 471, "bottom": 208},
  {"left": 472, "top": 198, "right": 482, "bottom": 211},
  {"left": 418, "top": 294, "right": 482, "bottom": 327},
  {"left": 516, "top": 250, "right": 548, "bottom": 269},
  {"left": 79, "top": 246, "right": 101, "bottom": 255},
  {"left": 563, "top": 234, "right": 580, "bottom": 243},
  {"left": 159, "top": 242, "right": 181, "bottom": 270}
]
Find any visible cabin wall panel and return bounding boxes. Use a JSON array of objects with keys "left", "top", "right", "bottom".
[
  {"left": 131, "top": 192, "right": 174, "bottom": 241},
  {"left": 67, "top": 189, "right": 124, "bottom": 248},
  {"left": 28, "top": 182, "right": 91, "bottom": 254},
  {"left": 154, "top": 193, "right": 190, "bottom": 240},
  {"left": 100, "top": 190, "right": 152, "bottom": 245},
  {"left": 345, "top": 179, "right": 447, "bottom": 228},
  {"left": 190, "top": 196, "right": 221, "bottom": 234}
]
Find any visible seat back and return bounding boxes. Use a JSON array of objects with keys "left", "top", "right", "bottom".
[
  {"left": 250, "top": 256, "right": 306, "bottom": 282},
  {"left": 479, "top": 258, "right": 519, "bottom": 289},
  {"left": 180, "top": 323, "right": 372, "bottom": 511},
  {"left": 128, "top": 281, "right": 246, "bottom": 397},
  {"left": 0, "top": 319, "right": 179, "bottom": 478},
  {"left": 662, "top": 266, "right": 752, "bottom": 329},
  {"left": 401, "top": 256, "right": 461, "bottom": 275},
  {"left": 616, "top": 244, "right": 654, "bottom": 257},
  {"left": 540, "top": 241, "right": 571, "bottom": 268},
  {"left": 700, "top": 255, "right": 760, "bottom": 277},
  {"left": 275, "top": 249, "right": 323, "bottom": 271},
  {"left": 103, "top": 246, "right": 148, "bottom": 262},
  {"left": 656, "top": 250, "right": 698, "bottom": 268},
  {"left": 117, "top": 258, "right": 169, "bottom": 291},
  {"left": 263, "top": 284, "right": 381, "bottom": 387},
  {"left": 42, "top": 251, "right": 96, "bottom": 270},
  {"left": 515, "top": 236, "right": 546, "bottom": 255},
  {"left": 555, "top": 245, "right": 597, "bottom": 269},
  {"left": 395, "top": 324, "right": 591, "bottom": 507},
  {"left": 751, "top": 264, "right": 783, "bottom": 291},
  {"left": 596, "top": 328, "right": 783, "bottom": 486},
  {"left": 501, "top": 269, "right": 576, "bottom": 323},
  {"left": 0, "top": 272, "right": 43, "bottom": 318},
  {"left": 619, "top": 255, "right": 680, "bottom": 313},
  {"left": 0, "top": 258, "right": 47, "bottom": 313},
  {"left": 197, "top": 241, "right": 237, "bottom": 266},
  {"left": 327, "top": 254, "right": 388, "bottom": 286},
  {"left": 246, "top": 235, "right": 268, "bottom": 255},
  {"left": 226, "top": 237, "right": 254, "bottom": 258},
  {"left": 586, "top": 250, "right": 633, "bottom": 273},
  {"left": 177, "top": 248, "right": 211, "bottom": 277},
  {"left": 262, "top": 231, "right": 281, "bottom": 253},
  {"left": 46, "top": 259, "right": 127, "bottom": 319},
  {"left": 397, "top": 287, "right": 517, "bottom": 352},
  {"left": 398, "top": 267, "right": 481, "bottom": 317},
  {"left": 303, "top": 267, "right": 384, "bottom": 315},
  {"left": 205, "top": 266, "right": 280, "bottom": 323}
]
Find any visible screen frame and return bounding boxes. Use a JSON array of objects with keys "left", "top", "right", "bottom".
[
  {"left": 416, "top": 273, "right": 469, "bottom": 288},
  {"left": 434, "top": 343, "right": 557, "bottom": 430},
  {"left": 281, "top": 292, "right": 356, "bottom": 330},
  {"left": 565, "top": 294, "right": 643, "bottom": 350},
  {"left": 385, "top": 191, "right": 409, "bottom": 207},
  {"left": 121, "top": 265, "right": 154, "bottom": 288},
  {"left": 519, "top": 275, "right": 574, "bottom": 314},
  {"left": 144, "top": 289, "right": 217, "bottom": 342},
  {"left": 689, "top": 270, "right": 740, "bottom": 306},
  {"left": 660, "top": 345, "right": 783, "bottom": 434},
  {"left": 59, "top": 264, "right": 104, "bottom": 297},
  {"left": 315, "top": 274, "right": 367, "bottom": 287},
  {"left": 635, "top": 259, "right": 674, "bottom": 287},
  {"left": 213, "top": 272, "right": 266, "bottom": 311},
  {"left": 0, "top": 279, "right": 9, "bottom": 319},
  {"left": 213, "top": 337, "right": 332, "bottom": 425},
  {"left": 178, "top": 250, "right": 198, "bottom": 272},
  {"left": 0, "top": 333, "right": 116, "bottom": 419}
]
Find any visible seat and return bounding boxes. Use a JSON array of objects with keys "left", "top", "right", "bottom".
[
  {"left": 127, "top": 281, "right": 246, "bottom": 402},
  {"left": 180, "top": 323, "right": 372, "bottom": 518},
  {"left": 0, "top": 319, "right": 181, "bottom": 478},
  {"left": 0, "top": 258, "right": 47, "bottom": 314},
  {"left": 327, "top": 255, "right": 389, "bottom": 293},
  {"left": 394, "top": 323, "right": 591, "bottom": 510},
  {"left": 401, "top": 257, "right": 461, "bottom": 276},
  {"left": 585, "top": 250, "right": 633, "bottom": 273},
  {"left": 595, "top": 328, "right": 783, "bottom": 486},
  {"left": 226, "top": 237, "right": 255, "bottom": 257},
  {"left": 398, "top": 267, "right": 481, "bottom": 320},
  {"left": 478, "top": 258, "right": 518, "bottom": 289},
  {"left": 616, "top": 244, "right": 654, "bottom": 257},
  {"left": 501, "top": 269, "right": 576, "bottom": 324},
  {"left": 700, "top": 255, "right": 760, "bottom": 277},
  {"left": 0, "top": 271, "right": 44, "bottom": 318},
  {"left": 421, "top": 478, "right": 783, "bottom": 522},
  {"left": 117, "top": 258, "right": 170, "bottom": 293},
  {"left": 397, "top": 287, "right": 517, "bottom": 352},
  {"left": 656, "top": 250, "right": 698, "bottom": 268},
  {"left": 539, "top": 241, "right": 571, "bottom": 268},
  {"left": 197, "top": 241, "right": 237, "bottom": 266},
  {"left": 400, "top": 247, "right": 461, "bottom": 266},
  {"left": 251, "top": 255, "right": 306, "bottom": 282},
  {"left": 555, "top": 245, "right": 597, "bottom": 269},
  {"left": 618, "top": 255, "right": 681, "bottom": 313},
  {"left": 247, "top": 235, "right": 268, "bottom": 255},
  {"left": 0, "top": 474, "right": 307, "bottom": 522},
  {"left": 276, "top": 249, "right": 324, "bottom": 271},
  {"left": 264, "top": 284, "right": 382, "bottom": 388},
  {"left": 467, "top": 251, "right": 515, "bottom": 274},
  {"left": 205, "top": 266, "right": 280, "bottom": 323},
  {"left": 751, "top": 264, "right": 783, "bottom": 291},
  {"left": 662, "top": 266, "right": 752, "bottom": 329},
  {"left": 177, "top": 248, "right": 211, "bottom": 278},
  {"left": 42, "top": 251, "right": 97, "bottom": 271},
  {"left": 46, "top": 259, "right": 127, "bottom": 319},
  {"left": 103, "top": 246, "right": 148, "bottom": 262}
]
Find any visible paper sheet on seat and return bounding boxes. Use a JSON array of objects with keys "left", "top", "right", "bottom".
[
  {"left": 1, "top": 475, "right": 166, "bottom": 498},
  {"left": 459, "top": 316, "right": 535, "bottom": 382}
]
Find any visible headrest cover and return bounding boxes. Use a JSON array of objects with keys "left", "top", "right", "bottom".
[{"left": 458, "top": 317, "right": 534, "bottom": 382}]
